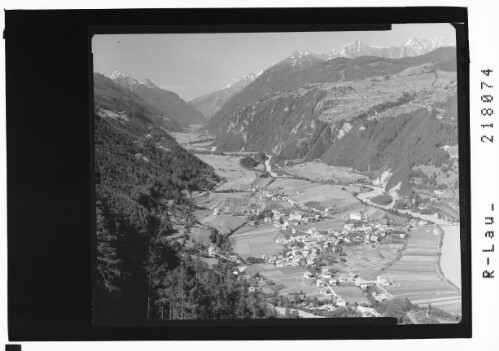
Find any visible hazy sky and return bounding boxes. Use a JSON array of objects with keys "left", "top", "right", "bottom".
[{"left": 92, "top": 24, "right": 455, "bottom": 101}]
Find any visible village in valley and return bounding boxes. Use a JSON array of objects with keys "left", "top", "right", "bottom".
[{"left": 169, "top": 131, "right": 462, "bottom": 322}]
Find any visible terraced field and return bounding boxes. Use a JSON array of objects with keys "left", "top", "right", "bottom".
[{"left": 381, "top": 225, "right": 461, "bottom": 315}]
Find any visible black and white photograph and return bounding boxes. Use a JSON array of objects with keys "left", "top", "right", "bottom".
[{"left": 92, "top": 23, "right": 464, "bottom": 325}]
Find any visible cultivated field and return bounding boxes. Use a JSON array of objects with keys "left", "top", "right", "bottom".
[
  {"left": 230, "top": 224, "right": 283, "bottom": 259},
  {"left": 381, "top": 225, "right": 461, "bottom": 314},
  {"left": 335, "top": 243, "right": 405, "bottom": 280},
  {"left": 300, "top": 218, "right": 347, "bottom": 232},
  {"left": 267, "top": 178, "right": 360, "bottom": 211},
  {"left": 170, "top": 130, "right": 212, "bottom": 145},
  {"left": 283, "top": 161, "right": 369, "bottom": 183},
  {"left": 193, "top": 191, "right": 250, "bottom": 210},
  {"left": 332, "top": 284, "right": 369, "bottom": 305},
  {"left": 196, "top": 154, "right": 257, "bottom": 190},
  {"left": 200, "top": 214, "right": 247, "bottom": 235},
  {"left": 189, "top": 225, "right": 212, "bottom": 245}
]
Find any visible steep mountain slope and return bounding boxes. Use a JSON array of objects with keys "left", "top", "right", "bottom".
[
  {"left": 94, "top": 73, "right": 181, "bottom": 132},
  {"left": 207, "top": 47, "right": 456, "bottom": 136},
  {"left": 207, "top": 47, "right": 458, "bottom": 199},
  {"left": 190, "top": 72, "right": 262, "bottom": 120},
  {"left": 108, "top": 71, "right": 205, "bottom": 127}
]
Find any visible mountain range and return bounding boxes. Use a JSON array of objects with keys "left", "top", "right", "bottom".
[
  {"left": 190, "top": 71, "right": 262, "bottom": 120},
  {"left": 204, "top": 46, "right": 458, "bottom": 199},
  {"left": 107, "top": 71, "right": 205, "bottom": 127},
  {"left": 95, "top": 36, "right": 458, "bottom": 200},
  {"left": 314, "top": 36, "right": 453, "bottom": 61}
]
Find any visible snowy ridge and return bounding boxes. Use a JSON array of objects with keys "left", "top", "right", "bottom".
[
  {"left": 107, "top": 71, "right": 158, "bottom": 90},
  {"left": 283, "top": 36, "right": 454, "bottom": 66}
]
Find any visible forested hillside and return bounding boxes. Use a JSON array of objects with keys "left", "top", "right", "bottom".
[
  {"left": 94, "top": 117, "right": 274, "bottom": 323},
  {"left": 107, "top": 71, "right": 206, "bottom": 127},
  {"left": 94, "top": 74, "right": 273, "bottom": 322},
  {"left": 94, "top": 73, "right": 182, "bottom": 132}
]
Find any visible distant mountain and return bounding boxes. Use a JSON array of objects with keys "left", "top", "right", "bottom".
[
  {"left": 93, "top": 72, "right": 181, "bottom": 132},
  {"left": 107, "top": 71, "right": 205, "bottom": 127},
  {"left": 206, "top": 47, "right": 456, "bottom": 135},
  {"left": 322, "top": 37, "right": 454, "bottom": 60},
  {"left": 190, "top": 71, "right": 262, "bottom": 120},
  {"left": 206, "top": 47, "right": 458, "bottom": 199}
]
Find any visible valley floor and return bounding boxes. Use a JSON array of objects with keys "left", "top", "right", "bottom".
[{"left": 172, "top": 129, "right": 462, "bottom": 321}]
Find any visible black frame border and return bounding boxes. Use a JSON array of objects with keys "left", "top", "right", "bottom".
[{"left": 6, "top": 7, "right": 470, "bottom": 341}]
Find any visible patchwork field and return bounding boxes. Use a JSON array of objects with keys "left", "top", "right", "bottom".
[
  {"left": 231, "top": 224, "right": 283, "bottom": 259},
  {"left": 381, "top": 225, "right": 461, "bottom": 314},
  {"left": 196, "top": 154, "right": 257, "bottom": 191},
  {"left": 267, "top": 178, "right": 360, "bottom": 210},
  {"left": 334, "top": 243, "right": 404, "bottom": 280},
  {"left": 283, "top": 161, "right": 369, "bottom": 183}
]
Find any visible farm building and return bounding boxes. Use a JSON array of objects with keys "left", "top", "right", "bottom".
[
  {"left": 304, "top": 272, "right": 314, "bottom": 279},
  {"left": 376, "top": 276, "right": 391, "bottom": 286},
  {"left": 344, "top": 223, "right": 355, "bottom": 231},
  {"left": 350, "top": 212, "right": 362, "bottom": 221},
  {"left": 289, "top": 210, "right": 303, "bottom": 221}
]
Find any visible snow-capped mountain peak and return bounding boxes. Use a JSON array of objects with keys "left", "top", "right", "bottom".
[
  {"left": 107, "top": 71, "right": 159, "bottom": 91},
  {"left": 223, "top": 71, "right": 263, "bottom": 90},
  {"left": 107, "top": 70, "right": 129, "bottom": 80}
]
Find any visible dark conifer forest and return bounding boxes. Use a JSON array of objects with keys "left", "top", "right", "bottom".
[{"left": 94, "top": 116, "right": 273, "bottom": 323}]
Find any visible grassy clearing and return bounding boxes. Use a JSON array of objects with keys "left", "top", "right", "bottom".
[
  {"left": 245, "top": 264, "right": 322, "bottom": 297},
  {"left": 231, "top": 224, "right": 283, "bottom": 259},
  {"left": 201, "top": 214, "right": 247, "bottom": 235},
  {"left": 196, "top": 154, "right": 257, "bottom": 191},
  {"left": 267, "top": 178, "right": 360, "bottom": 210}
]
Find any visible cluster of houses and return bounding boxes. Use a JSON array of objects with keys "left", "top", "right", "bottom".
[{"left": 265, "top": 213, "right": 407, "bottom": 269}]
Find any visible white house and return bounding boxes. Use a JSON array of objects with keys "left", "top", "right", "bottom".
[
  {"left": 304, "top": 272, "right": 314, "bottom": 279},
  {"left": 329, "top": 278, "right": 338, "bottom": 285},
  {"left": 350, "top": 212, "right": 362, "bottom": 221},
  {"left": 344, "top": 223, "right": 355, "bottom": 231},
  {"left": 289, "top": 210, "right": 303, "bottom": 221},
  {"left": 376, "top": 276, "right": 391, "bottom": 286}
]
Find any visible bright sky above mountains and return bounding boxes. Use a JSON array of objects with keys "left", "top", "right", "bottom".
[{"left": 92, "top": 23, "right": 455, "bottom": 101}]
